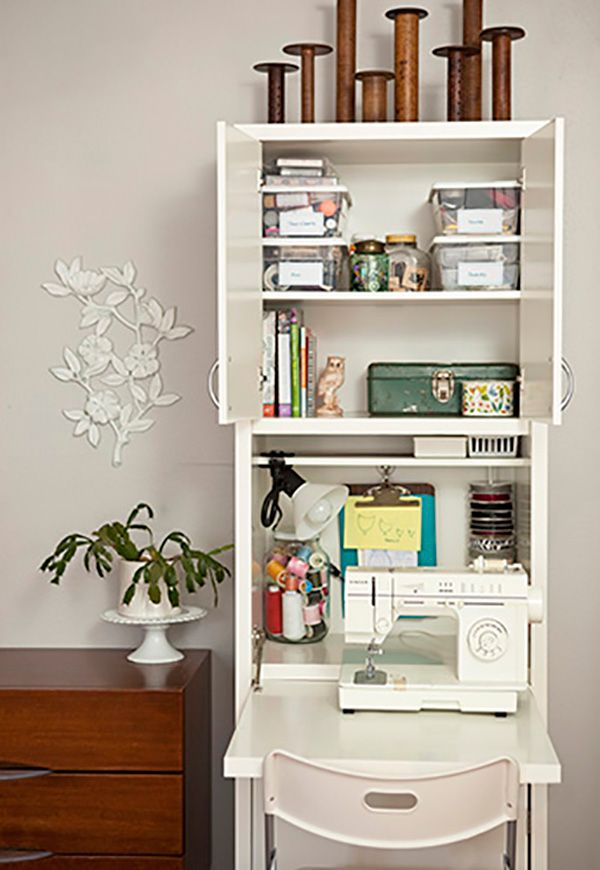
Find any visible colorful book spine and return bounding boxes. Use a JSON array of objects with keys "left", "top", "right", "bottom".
[
  {"left": 290, "top": 317, "right": 301, "bottom": 418},
  {"left": 300, "top": 326, "right": 308, "bottom": 417},
  {"left": 262, "top": 310, "right": 276, "bottom": 417},
  {"left": 276, "top": 309, "right": 292, "bottom": 417},
  {"left": 307, "top": 329, "right": 317, "bottom": 417}
]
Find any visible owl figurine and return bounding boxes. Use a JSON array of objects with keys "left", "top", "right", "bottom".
[{"left": 316, "top": 355, "right": 345, "bottom": 417}]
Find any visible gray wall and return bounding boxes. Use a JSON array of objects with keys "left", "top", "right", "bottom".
[{"left": 1, "top": 1, "right": 598, "bottom": 868}]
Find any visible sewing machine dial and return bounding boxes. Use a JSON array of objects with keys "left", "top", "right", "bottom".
[{"left": 467, "top": 619, "right": 509, "bottom": 661}]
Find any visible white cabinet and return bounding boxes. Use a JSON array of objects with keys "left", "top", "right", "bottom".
[{"left": 216, "top": 120, "right": 564, "bottom": 870}]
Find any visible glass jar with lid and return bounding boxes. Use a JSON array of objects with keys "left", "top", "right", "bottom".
[
  {"left": 386, "top": 234, "right": 431, "bottom": 292},
  {"left": 350, "top": 238, "right": 389, "bottom": 293},
  {"left": 263, "top": 533, "right": 330, "bottom": 644}
]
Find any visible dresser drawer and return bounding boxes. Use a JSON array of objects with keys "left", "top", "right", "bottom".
[
  {"left": 0, "top": 774, "right": 183, "bottom": 855},
  {"left": 0, "top": 691, "right": 182, "bottom": 771},
  {"left": 0, "top": 859, "right": 183, "bottom": 868}
]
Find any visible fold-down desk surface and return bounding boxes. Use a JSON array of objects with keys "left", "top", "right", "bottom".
[{"left": 224, "top": 681, "right": 560, "bottom": 785}]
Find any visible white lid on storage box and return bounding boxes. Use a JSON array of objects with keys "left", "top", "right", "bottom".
[
  {"left": 428, "top": 181, "right": 521, "bottom": 199},
  {"left": 262, "top": 237, "right": 349, "bottom": 247},
  {"left": 429, "top": 235, "right": 521, "bottom": 247}
]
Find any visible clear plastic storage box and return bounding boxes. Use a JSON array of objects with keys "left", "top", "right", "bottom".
[
  {"left": 262, "top": 186, "right": 351, "bottom": 238},
  {"left": 429, "top": 181, "right": 521, "bottom": 235},
  {"left": 263, "top": 239, "right": 350, "bottom": 292},
  {"left": 430, "top": 236, "right": 520, "bottom": 290}
]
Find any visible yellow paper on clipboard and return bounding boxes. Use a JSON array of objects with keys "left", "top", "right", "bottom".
[{"left": 343, "top": 496, "right": 422, "bottom": 551}]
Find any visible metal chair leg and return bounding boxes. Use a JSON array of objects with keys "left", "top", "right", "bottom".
[
  {"left": 265, "top": 813, "right": 277, "bottom": 870},
  {"left": 504, "top": 819, "right": 517, "bottom": 870}
]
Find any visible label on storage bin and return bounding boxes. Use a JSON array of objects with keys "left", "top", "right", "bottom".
[
  {"left": 279, "top": 261, "right": 324, "bottom": 286},
  {"left": 458, "top": 261, "right": 504, "bottom": 286},
  {"left": 275, "top": 192, "right": 310, "bottom": 208},
  {"left": 280, "top": 207, "right": 325, "bottom": 236},
  {"left": 457, "top": 208, "right": 503, "bottom": 233}
]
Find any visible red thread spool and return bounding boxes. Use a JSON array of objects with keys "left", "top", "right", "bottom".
[{"left": 265, "top": 586, "right": 283, "bottom": 635}]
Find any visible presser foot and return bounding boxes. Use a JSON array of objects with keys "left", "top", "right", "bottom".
[{"left": 353, "top": 668, "right": 388, "bottom": 685}]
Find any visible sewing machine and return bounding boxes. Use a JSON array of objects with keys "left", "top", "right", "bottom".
[{"left": 338, "top": 563, "right": 543, "bottom": 714}]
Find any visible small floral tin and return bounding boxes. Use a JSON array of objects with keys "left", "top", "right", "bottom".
[{"left": 462, "top": 380, "right": 516, "bottom": 417}]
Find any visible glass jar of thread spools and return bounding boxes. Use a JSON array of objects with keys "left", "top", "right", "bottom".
[
  {"left": 350, "top": 238, "right": 389, "bottom": 292},
  {"left": 263, "top": 533, "right": 330, "bottom": 644},
  {"left": 386, "top": 234, "right": 430, "bottom": 292}
]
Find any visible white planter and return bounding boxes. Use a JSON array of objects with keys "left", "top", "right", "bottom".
[{"left": 117, "top": 560, "right": 182, "bottom": 619}]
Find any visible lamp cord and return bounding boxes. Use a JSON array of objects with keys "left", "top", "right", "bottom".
[{"left": 261, "top": 478, "right": 283, "bottom": 529}]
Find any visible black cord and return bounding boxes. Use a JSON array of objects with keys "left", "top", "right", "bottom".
[{"left": 260, "top": 453, "right": 289, "bottom": 529}]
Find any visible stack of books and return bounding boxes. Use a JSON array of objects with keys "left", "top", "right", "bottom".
[{"left": 262, "top": 308, "right": 317, "bottom": 418}]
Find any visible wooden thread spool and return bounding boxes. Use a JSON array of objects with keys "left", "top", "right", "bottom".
[
  {"left": 462, "top": 0, "right": 483, "bottom": 120},
  {"left": 336, "top": 0, "right": 357, "bottom": 122},
  {"left": 480, "top": 26, "right": 526, "bottom": 121},
  {"left": 432, "top": 45, "right": 480, "bottom": 122},
  {"left": 253, "top": 62, "right": 299, "bottom": 123},
  {"left": 283, "top": 43, "right": 333, "bottom": 123},
  {"left": 385, "top": 7, "right": 429, "bottom": 122},
  {"left": 355, "top": 70, "right": 395, "bottom": 122}
]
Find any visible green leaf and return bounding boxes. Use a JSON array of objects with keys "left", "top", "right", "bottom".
[
  {"left": 122, "top": 583, "right": 136, "bottom": 606},
  {"left": 148, "top": 584, "right": 162, "bottom": 605},
  {"left": 125, "top": 503, "right": 154, "bottom": 527},
  {"left": 167, "top": 586, "right": 180, "bottom": 608}
]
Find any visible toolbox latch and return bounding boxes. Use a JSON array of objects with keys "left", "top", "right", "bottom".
[{"left": 432, "top": 370, "right": 455, "bottom": 403}]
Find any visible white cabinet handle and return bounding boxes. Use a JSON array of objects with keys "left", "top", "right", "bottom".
[
  {"left": 207, "top": 359, "right": 220, "bottom": 410},
  {"left": 561, "top": 357, "right": 575, "bottom": 412}
]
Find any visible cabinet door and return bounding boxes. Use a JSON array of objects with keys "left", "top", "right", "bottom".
[
  {"left": 520, "top": 118, "right": 564, "bottom": 424},
  {"left": 217, "top": 122, "right": 263, "bottom": 424}
]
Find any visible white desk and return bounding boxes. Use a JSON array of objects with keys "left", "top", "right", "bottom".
[{"left": 224, "top": 681, "right": 560, "bottom": 785}]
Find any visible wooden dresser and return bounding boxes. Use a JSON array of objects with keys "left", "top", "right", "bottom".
[{"left": 0, "top": 649, "right": 211, "bottom": 868}]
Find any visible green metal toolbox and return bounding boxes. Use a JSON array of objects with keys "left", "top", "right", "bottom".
[{"left": 367, "top": 362, "right": 520, "bottom": 417}]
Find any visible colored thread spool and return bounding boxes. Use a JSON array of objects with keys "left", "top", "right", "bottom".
[
  {"left": 284, "top": 573, "right": 300, "bottom": 592},
  {"left": 299, "top": 578, "right": 314, "bottom": 595},
  {"left": 303, "top": 603, "right": 322, "bottom": 626},
  {"left": 265, "top": 586, "right": 283, "bottom": 635},
  {"left": 287, "top": 556, "right": 309, "bottom": 579},
  {"left": 385, "top": 7, "right": 429, "bottom": 122},
  {"left": 283, "top": 591, "right": 305, "bottom": 641},
  {"left": 296, "top": 545, "right": 313, "bottom": 562},
  {"left": 309, "top": 551, "right": 327, "bottom": 570},
  {"left": 266, "top": 560, "right": 286, "bottom": 583},
  {"left": 480, "top": 26, "right": 526, "bottom": 121},
  {"left": 271, "top": 550, "right": 289, "bottom": 566}
]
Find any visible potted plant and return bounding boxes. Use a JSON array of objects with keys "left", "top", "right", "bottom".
[{"left": 40, "top": 503, "right": 232, "bottom": 619}]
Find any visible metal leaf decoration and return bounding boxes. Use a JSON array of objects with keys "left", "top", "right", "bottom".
[{"left": 43, "top": 257, "right": 193, "bottom": 466}]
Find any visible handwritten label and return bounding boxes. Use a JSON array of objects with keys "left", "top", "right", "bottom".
[
  {"left": 458, "top": 261, "right": 504, "bottom": 287},
  {"left": 457, "top": 208, "right": 503, "bottom": 234},
  {"left": 279, "top": 261, "right": 324, "bottom": 287},
  {"left": 280, "top": 207, "right": 324, "bottom": 236}
]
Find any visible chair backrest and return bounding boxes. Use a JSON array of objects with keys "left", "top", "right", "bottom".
[{"left": 263, "top": 752, "right": 519, "bottom": 851}]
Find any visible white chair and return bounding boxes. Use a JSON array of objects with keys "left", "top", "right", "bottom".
[{"left": 263, "top": 751, "right": 519, "bottom": 870}]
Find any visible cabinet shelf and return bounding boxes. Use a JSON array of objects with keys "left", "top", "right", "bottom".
[
  {"left": 252, "top": 455, "right": 530, "bottom": 468},
  {"left": 263, "top": 291, "right": 522, "bottom": 304},
  {"left": 252, "top": 417, "right": 530, "bottom": 436}
]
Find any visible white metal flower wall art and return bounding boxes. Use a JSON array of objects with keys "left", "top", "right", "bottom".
[{"left": 43, "top": 257, "right": 193, "bottom": 466}]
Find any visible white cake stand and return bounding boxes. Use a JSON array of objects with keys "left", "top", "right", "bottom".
[{"left": 102, "top": 606, "right": 207, "bottom": 664}]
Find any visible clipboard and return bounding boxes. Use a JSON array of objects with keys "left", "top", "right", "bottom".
[{"left": 339, "top": 482, "right": 437, "bottom": 573}]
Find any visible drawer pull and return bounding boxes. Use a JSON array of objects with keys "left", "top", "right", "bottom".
[
  {"left": 0, "top": 852, "right": 52, "bottom": 864},
  {"left": 0, "top": 768, "right": 51, "bottom": 782}
]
